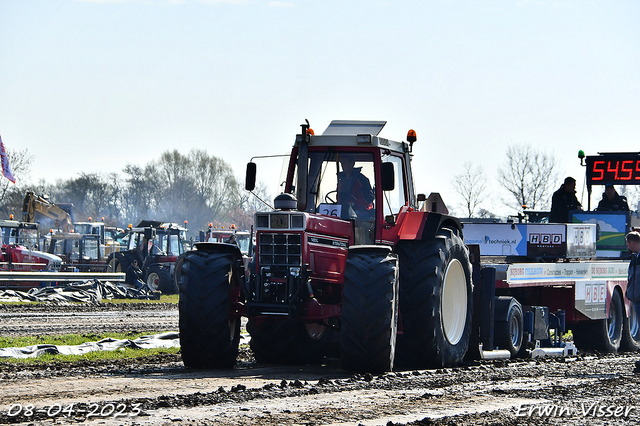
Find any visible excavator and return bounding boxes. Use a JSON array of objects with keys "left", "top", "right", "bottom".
[
  {"left": 22, "top": 192, "right": 119, "bottom": 271},
  {"left": 22, "top": 191, "right": 73, "bottom": 233}
]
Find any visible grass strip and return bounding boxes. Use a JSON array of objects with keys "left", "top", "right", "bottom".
[{"left": 0, "top": 331, "right": 180, "bottom": 364}]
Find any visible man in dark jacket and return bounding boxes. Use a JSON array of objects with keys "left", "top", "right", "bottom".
[
  {"left": 549, "top": 177, "right": 582, "bottom": 223},
  {"left": 597, "top": 184, "right": 630, "bottom": 211},
  {"left": 337, "top": 154, "right": 374, "bottom": 215},
  {"left": 126, "top": 259, "right": 145, "bottom": 290}
]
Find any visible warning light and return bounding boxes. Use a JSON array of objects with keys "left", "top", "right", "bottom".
[{"left": 407, "top": 129, "right": 417, "bottom": 143}]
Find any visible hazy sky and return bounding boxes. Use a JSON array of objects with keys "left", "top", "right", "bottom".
[{"left": 1, "top": 0, "right": 638, "bottom": 216}]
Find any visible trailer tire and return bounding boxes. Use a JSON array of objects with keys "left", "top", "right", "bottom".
[
  {"left": 622, "top": 301, "right": 640, "bottom": 352},
  {"left": 179, "top": 250, "right": 240, "bottom": 368},
  {"left": 395, "top": 228, "right": 473, "bottom": 369},
  {"left": 574, "top": 289, "right": 623, "bottom": 353},
  {"left": 494, "top": 297, "right": 524, "bottom": 357},
  {"left": 247, "top": 319, "right": 326, "bottom": 365},
  {"left": 340, "top": 248, "right": 399, "bottom": 373}
]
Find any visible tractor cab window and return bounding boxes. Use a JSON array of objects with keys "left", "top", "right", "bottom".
[
  {"left": 300, "top": 151, "right": 376, "bottom": 244},
  {"left": 151, "top": 234, "right": 167, "bottom": 256},
  {"left": 382, "top": 155, "right": 407, "bottom": 218},
  {"left": 166, "top": 234, "right": 183, "bottom": 256},
  {"left": 83, "top": 239, "right": 99, "bottom": 261}
]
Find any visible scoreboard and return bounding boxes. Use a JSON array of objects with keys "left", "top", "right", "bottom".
[{"left": 585, "top": 153, "right": 640, "bottom": 186}]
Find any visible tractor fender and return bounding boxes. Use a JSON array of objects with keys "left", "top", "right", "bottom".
[{"left": 396, "top": 211, "right": 464, "bottom": 241}]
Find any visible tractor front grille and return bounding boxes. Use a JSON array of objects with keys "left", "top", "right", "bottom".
[{"left": 258, "top": 233, "right": 302, "bottom": 268}]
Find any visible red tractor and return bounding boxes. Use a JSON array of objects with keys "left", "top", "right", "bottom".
[
  {"left": 178, "top": 120, "right": 473, "bottom": 372},
  {"left": 0, "top": 219, "right": 62, "bottom": 289}
]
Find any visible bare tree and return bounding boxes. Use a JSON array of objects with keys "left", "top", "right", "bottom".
[
  {"left": 498, "top": 143, "right": 559, "bottom": 211},
  {"left": 0, "top": 148, "right": 34, "bottom": 209},
  {"left": 452, "top": 162, "right": 488, "bottom": 218}
]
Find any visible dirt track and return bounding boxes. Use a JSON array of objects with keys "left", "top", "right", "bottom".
[{"left": 1, "top": 302, "right": 639, "bottom": 425}]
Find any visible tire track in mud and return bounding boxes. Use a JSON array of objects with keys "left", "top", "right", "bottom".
[
  {"left": 1, "top": 350, "right": 640, "bottom": 425},
  {"left": 0, "top": 303, "right": 178, "bottom": 337}
]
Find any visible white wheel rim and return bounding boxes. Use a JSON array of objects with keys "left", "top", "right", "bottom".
[
  {"left": 147, "top": 272, "right": 160, "bottom": 291},
  {"left": 509, "top": 312, "right": 521, "bottom": 346},
  {"left": 442, "top": 259, "right": 467, "bottom": 345}
]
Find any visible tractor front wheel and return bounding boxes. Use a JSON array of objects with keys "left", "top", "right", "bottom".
[
  {"left": 340, "top": 247, "right": 399, "bottom": 373},
  {"left": 179, "top": 250, "right": 240, "bottom": 368}
]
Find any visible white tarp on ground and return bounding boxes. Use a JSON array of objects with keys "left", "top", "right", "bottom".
[
  {"left": 0, "top": 280, "right": 159, "bottom": 303},
  {"left": 0, "top": 331, "right": 180, "bottom": 359}
]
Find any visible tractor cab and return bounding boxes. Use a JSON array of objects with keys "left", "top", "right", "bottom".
[{"left": 247, "top": 120, "right": 417, "bottom": 246}]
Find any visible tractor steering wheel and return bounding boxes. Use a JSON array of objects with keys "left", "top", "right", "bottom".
[{"left": 325, "top": 190, "right": 357, "bottom": 205}]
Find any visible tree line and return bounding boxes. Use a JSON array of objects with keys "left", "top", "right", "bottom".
[{"left": 0, "top": 149, "right": 269, "bottom": 237}]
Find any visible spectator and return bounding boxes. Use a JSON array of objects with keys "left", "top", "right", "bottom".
[
  {"left": 549, "top": 177, "right": 582, "bottom": 223},
  {"left": 597, "top": 184, "right": 629, "bottom": 211},
  {"left": 126, "top": 260, "right": 145, "bottom": 290}
]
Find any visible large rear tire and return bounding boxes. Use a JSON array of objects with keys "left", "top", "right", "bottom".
[
  {"left": 622, "top": 302, "right": 640, "bottom": 352},
  {"left": 573, "top": 289, "right": 623, "bottom": 353},
  {"left": 179, "top": 250, "right": 240, "bottom": 368},
  {"left": 395, "top": 228, "right": 473, "bottom": 369},
  {"left": 340, "top": 248, "right": 399, "bottom": 373}
]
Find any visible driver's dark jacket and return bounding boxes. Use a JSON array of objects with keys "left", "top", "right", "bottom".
[
  {"left": 337, "top": 168, "right": 374, "bottom": 210},
  {"left": 597, "top": 194, "right": 629, "bottom": 211},
  {"left": 549, "top": 186, "right": 581, "bottom": 223},
  {"left": 627, "top": 253, "right": 640, "bottom": 303}
]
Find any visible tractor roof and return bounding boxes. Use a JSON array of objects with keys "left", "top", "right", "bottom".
[
  {"left": 0, "top": 220, "right": 38, "bottom": 230},
  {"left": 298, "top": 120, "right": 410, "bottom": 155}
]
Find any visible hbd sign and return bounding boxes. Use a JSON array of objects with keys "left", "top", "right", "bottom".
[
  {"left": 529, "top": 234, "right": 563, "bottom": 245},
  {"left": 526, "top": 224, "right": 566, "bottom": 258}
]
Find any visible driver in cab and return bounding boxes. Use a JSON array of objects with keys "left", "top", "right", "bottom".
[{"left": 337, "top": 154, "right": 374, "bottom": 216}]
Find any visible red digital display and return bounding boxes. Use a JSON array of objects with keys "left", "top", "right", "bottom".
[{"left": 586, "top": 155, "right": 640, "bottom": 186}]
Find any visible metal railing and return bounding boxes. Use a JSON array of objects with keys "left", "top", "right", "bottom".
[{"left": 0, "top": 272, "right": 125, "bottom": 282}]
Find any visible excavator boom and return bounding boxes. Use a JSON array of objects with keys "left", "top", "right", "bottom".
[{"left": 22, "top": 191, "right": 73, "bottom": 233}]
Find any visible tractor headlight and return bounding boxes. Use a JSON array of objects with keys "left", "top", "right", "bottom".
[{"left": 289, "top": 267, "right": 301, "bottom": 277}]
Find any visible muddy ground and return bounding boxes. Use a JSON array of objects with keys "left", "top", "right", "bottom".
[{"left": 0, "top": 302, "right": 639, "bottom": 426}]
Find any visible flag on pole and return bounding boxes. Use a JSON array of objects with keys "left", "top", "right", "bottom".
[{"left": 0, "top": 135, "right": 16, "bottom": 184}]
